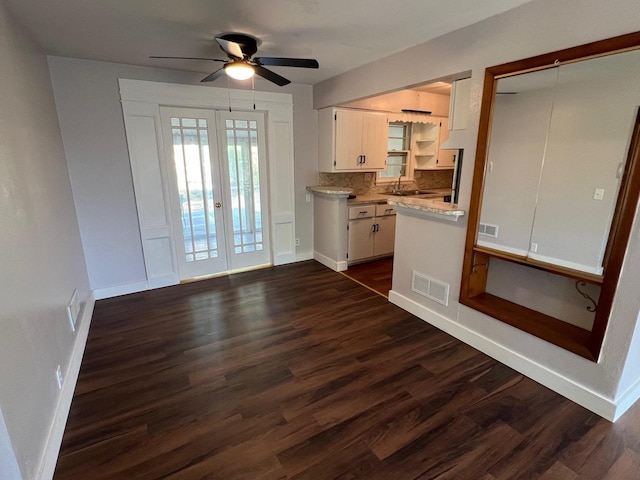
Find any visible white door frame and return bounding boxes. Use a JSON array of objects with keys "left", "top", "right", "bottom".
[{"left": 120, "top": 79, "right": 296, "bottom": 288}]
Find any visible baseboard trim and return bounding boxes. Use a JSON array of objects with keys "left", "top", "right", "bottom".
[
  {"left": 313, "top": 251, "right": 348, "bottom": 272},
  {"left": 613, "top": 374, "right": 640, "bottom": 421},
  {"left": 388, "top": 290, "right": 618, "bottom": 421},
  {"left": 295, "top": 251, "right": 314, "bottom": 262},
  {"left": 37, "top": 292, "right": 96, "bottom": 480},
  {"left": 94, "top": 280, "right": 149, "bottom": 300}
]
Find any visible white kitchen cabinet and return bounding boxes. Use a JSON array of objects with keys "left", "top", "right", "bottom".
[
  {"left": 347, "top": 204, "right": 396, "bottom": 263},
  {"left": 319, "top": 108, "right": 388, "bottom": 172},
  {"left": 437, "top": 117, "right": 456, "bottom": 168},
  {"left": 449, "top": 78, "right": 471, "bottom": 131}
]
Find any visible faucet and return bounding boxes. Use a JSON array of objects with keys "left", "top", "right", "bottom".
[{"left": 393, "top": 175, "right": 402, "bottom": 194}]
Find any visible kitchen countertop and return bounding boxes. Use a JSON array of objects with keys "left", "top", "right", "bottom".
[
  {"left": 306, "top": 185, "right": 353, "bottom": 195},
  {"left": 387, "top": 196, "right": 465, "bottom": 222}
]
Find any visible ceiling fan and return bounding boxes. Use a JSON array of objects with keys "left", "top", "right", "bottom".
[{"left": 151, "top": 33, "right": 319, "bottom": 86}]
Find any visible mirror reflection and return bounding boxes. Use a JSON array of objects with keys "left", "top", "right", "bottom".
[{"left": 479, "top": 49, "right": 640, "bottom": 275}]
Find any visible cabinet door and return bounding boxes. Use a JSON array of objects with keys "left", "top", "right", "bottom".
[
  {"left": 348, "top": 217, "right": 375, "bottom": 261},
  {"left": 335, "top": 110, "right": 364, "bottom": 170},
  {"left": 361, "top": 112, "right": 388, "bottom": 170},
  {"left": 373, "top": 215, "right": 396, "bottom": 256},
  {"left": 437, "top": 117, "right": 456, "bottom": 168},
  {"left": 449, "top": 78, "right": 471, "bottom": 131}
]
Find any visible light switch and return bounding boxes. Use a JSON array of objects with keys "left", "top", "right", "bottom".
[
  {"left": 593, "top": 188, "right": 605, "bottom": 201},
  {"left": 305, "top": 193, "right": 312, "bottom": 203}
]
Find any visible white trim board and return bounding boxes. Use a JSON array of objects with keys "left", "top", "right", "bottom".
[
  {"left": 313, "top": 252, "right": 348, "bottom": 272},
  {"left": 94, "top": 280, "right": 149, "bottom": 300},
  {"left": 388, "top": 290, "right": 619, "bottom": 421},
  {"left": 296, "top": 252, "right": 314, "bottom": 262},
  {"left": 37, "top": 293, "right": 96, "bottom": 480},
  {"left": 613, "top": 374, "right": 640, "bottom": 421}
]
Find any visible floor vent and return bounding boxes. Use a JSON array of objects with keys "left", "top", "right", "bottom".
[
  {"left": 479, "top": 223, "right": 499, "bottom": 238},
  {"left": 67, "top": 289, "right": 80, "bottom": 333},
  {"left": 412, "top": 271, "right": 450, "bottom": 306}
]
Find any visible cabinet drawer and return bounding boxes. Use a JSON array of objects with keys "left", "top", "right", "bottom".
[
  {"left": 375, "top": 204, "right": 396, "bottom": 216},
  {"left": 348, "top": 205, "right": 375, "bottom": 219}
]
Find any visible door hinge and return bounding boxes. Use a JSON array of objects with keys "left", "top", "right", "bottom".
[
  {"left": 334, "top": 114, "right": 337, "bottom": 121},
  {"left": 334, "top": 160, "right": 336, "bottom": 166},
  {"left": 347, "top": 224, "right": 349, "bottom": 230},
  {"left": 346, "top": 253, "right": 349, "bottom": 259}
]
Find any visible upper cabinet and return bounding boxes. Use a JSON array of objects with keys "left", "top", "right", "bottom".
[
  {"left": 448, "top": 78, "right": 471, "bottom": 131},
  {"left": 319, "top": 108, "right": 388, "bottom": 172}
]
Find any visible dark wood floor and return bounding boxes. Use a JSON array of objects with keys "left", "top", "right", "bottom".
[
  {"left": 342, "top": 257, "right": 393, "bottom": 297},
  {"left": 55, "top": 261, "right": 640, "bottom": 479}
]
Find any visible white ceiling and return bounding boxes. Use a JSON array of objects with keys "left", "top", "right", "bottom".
[{"left": 5, "top": 0, "right": 532, "bottom": 86}]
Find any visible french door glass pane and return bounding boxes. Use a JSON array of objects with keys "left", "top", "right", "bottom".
[
  {"left": 171, "top": 117, "right": 219, "bottom": 262},
  {"left": 225, "top": 118, "right": 263, "bottom": 255}
]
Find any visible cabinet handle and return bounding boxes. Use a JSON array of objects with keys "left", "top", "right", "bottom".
[{"left": 362, "top": 155, "right": 366, "bottom": 164}]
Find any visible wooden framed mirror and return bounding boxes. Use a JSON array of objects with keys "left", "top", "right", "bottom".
[{"left": 460, "top": 31, "right": 640, "bottom": 361}]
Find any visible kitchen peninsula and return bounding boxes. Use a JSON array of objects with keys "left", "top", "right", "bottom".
[{"left": 308, "top": 185, "right": 464, "bottom": 271}]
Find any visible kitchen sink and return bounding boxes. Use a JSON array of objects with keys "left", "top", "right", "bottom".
[{"left": 388, "top": 189, "right": 442, "bottom": 197}]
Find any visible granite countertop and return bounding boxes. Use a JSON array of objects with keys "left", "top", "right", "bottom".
[
  {"left": 306, "top": 185, "right": 353, "bottom": 195},
  {"left": 387, "top": 197, "right": 465, "bottom": 222}
]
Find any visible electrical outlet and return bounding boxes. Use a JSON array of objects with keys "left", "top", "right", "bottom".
[
  {"left": 55, "top": 365, "right": 63, "bottom": 390},
  {"left": 594, "top": 188, "right": 605, "bottom": 201},
  {"left": 530, "top": 242, "right": 538, "bottom": 253},
  {"left": 305, "top": 193, "right": 312, "bottom": 203},
  {"left": 295, "top": 237, "right": 300, "bottom": 247}
]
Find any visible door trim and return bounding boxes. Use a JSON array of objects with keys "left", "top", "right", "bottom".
[{"left": 120, "top": 79, "right": 295, "bottom": 289}]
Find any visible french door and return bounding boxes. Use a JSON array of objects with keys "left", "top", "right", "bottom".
[{"left": 160, "top": 107, "right": 271, "bottom": 280}]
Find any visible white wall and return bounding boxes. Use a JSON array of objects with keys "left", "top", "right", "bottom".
[
  {"left": 47, "top": 57, "right": 317, "bottom": 292},
  {"left": 315, "top": 0, "right": 640, "bottom": 412},
  {"left": 0, "top": 3, "right": 90, "bottom": 478}
]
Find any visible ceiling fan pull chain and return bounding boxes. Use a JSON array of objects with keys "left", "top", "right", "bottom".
[
  {"left": 227, "top": 75, "right": 232, "bottom": 112},
  {"left": 252, "top": 76, "right": 256, "bottom": 110}
]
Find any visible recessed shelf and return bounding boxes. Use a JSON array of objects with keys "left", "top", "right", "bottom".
[
  {"left": 416, "top": 139, "right": 437, "bottom": 144},
  {"left": 415, "top": 154, "right": 435, "bottom": 157},
  {"left": 462, "top": 292, "right": 595, "bottom": 360}
]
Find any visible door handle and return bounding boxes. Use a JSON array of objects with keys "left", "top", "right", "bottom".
[{"left": 215, "top": 202, "right": 222, "bottom": 208}]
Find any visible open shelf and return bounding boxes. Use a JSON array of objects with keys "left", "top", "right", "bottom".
[{"left": 462, "top": 292, "right": 594, "bottom": 360}]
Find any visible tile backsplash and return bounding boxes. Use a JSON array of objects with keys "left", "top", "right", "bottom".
[{"left": 318, "top": 170, "right": 453, "bottom": 195}]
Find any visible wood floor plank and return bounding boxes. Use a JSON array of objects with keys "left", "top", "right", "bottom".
[{"left": 53, "top": 261, "right": 640, "bottom": 479}]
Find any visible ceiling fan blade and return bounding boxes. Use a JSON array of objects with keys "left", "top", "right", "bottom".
[
  {"left": 200, "top": 68, "right": 226, "bottom": 83},
  {"left": 215, "top": 37, "right": 244, "bottom": 59},
  {"left": 150, "top": 56, "right": 226, "bottom": 62},
  {"left": 254, "top": 57, "right": 319, "bottom": 69},
  {"left": 253, "top": 65, "right": 291, "bottom": 86}
]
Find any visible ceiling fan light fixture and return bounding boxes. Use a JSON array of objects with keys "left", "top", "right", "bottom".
[{"left": 224, "top": 62, "right": 255, "bottom": 80}]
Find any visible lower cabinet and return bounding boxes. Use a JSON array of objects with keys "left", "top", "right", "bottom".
[{"left": 348, "top": 204, "right": 396, "bottom": 263}]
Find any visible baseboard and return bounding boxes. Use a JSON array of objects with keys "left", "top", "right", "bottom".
[
  {"left": 613, "top": 374, "right": 640, "bottom": 421},
  {"left": 295, "top": 251, "right": 314, "bottom": 262},
  {"left": 37, "top": 292, "right": 96, "bottom": 480},
  {"left": 313, "top": 251, "right": 348, "bottom": 272},
  {"left": 94, "top": 280, "right": 149, "bottom": 300},
  {"left": 388, "top": 290, "right": 618, "bottom": 421}
]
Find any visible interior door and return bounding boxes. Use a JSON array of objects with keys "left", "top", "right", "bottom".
[
  {"left": 217, "top": 111, "right": 271, "bottom": 270},
  {"left": 160, "top": 107, "right": 228, "bottom": 279}
]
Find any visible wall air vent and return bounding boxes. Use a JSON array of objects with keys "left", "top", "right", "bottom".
[
  {"left": 412, "top": 271, "right": 450, "bottom": 306},
  {"left": 479, "top": 223, "right": 499, "bottom": 238}
]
